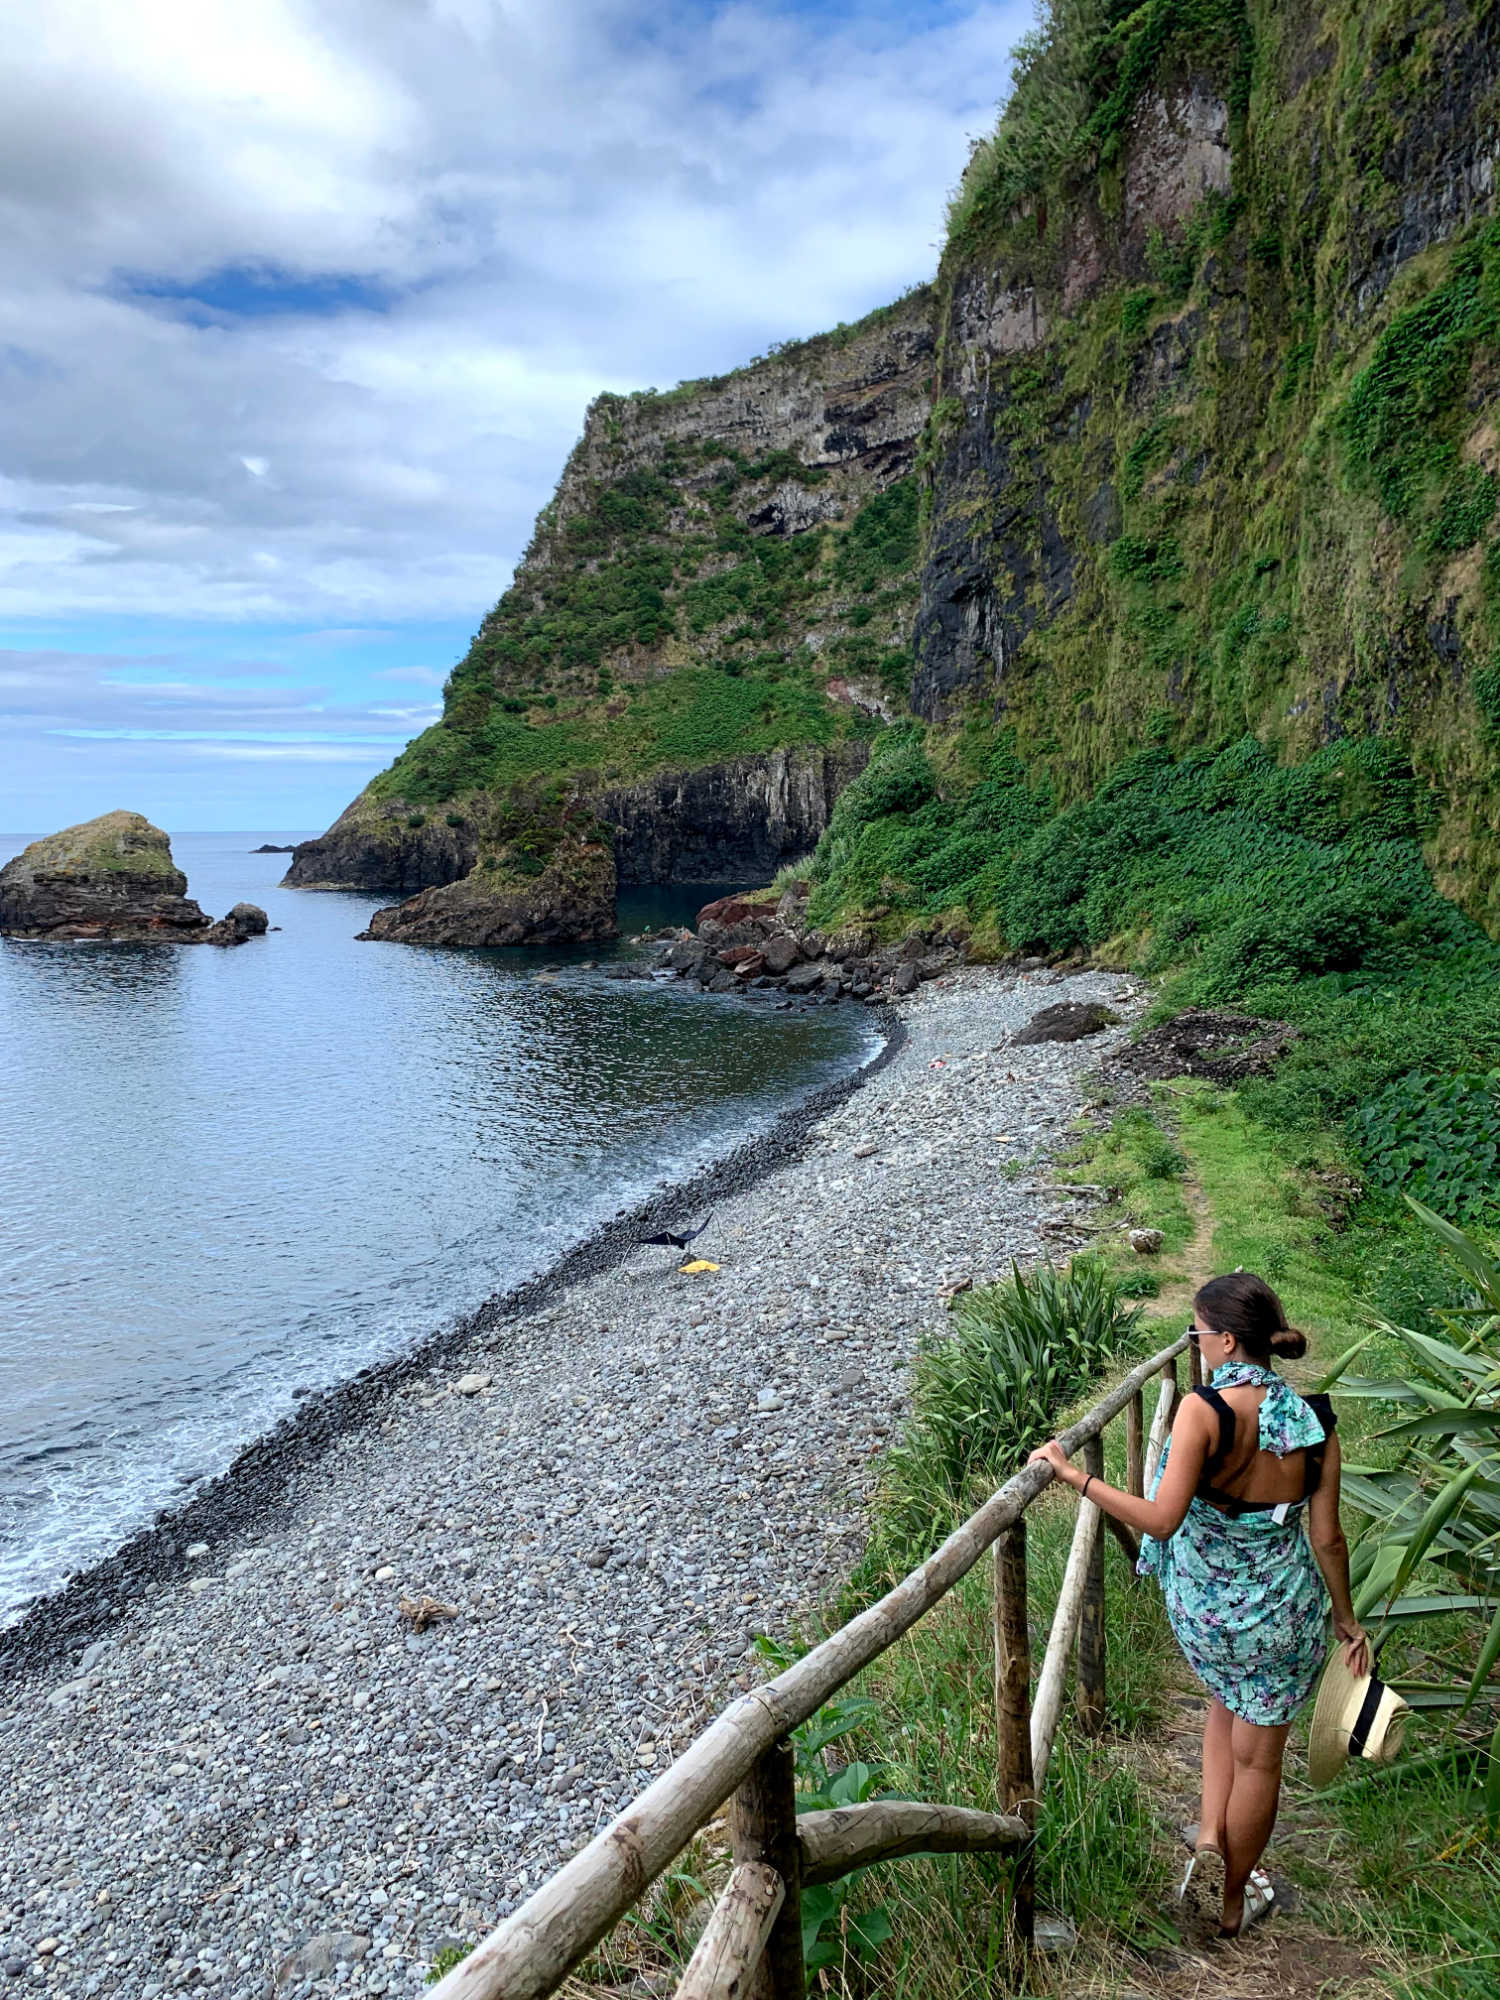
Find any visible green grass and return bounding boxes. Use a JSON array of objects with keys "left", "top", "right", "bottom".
[{"left": 370, "top": 662, "right": 874, "bottom": 807}]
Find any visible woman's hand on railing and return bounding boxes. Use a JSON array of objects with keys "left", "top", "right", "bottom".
[{"left": 1028, "top": 1440, "right": 1082, "bottom": 1488}]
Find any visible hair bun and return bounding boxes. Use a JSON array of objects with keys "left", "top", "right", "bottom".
[{"left": 1271, "top": 1324, "right": 1309, "bottom": 1360}]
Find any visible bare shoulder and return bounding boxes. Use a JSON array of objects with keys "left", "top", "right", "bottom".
[{"left": 1172, "top": 1391, "right": 1214, "bottom": 1452}]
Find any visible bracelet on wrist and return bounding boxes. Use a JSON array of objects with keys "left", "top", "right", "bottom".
[{"left": 1082, "top": 1473, "right": 1095, "bottom": 1500}]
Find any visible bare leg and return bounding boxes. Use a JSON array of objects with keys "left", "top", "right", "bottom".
[
  {"left": 1198, "top": 1699, "right": 1233, "bottom": 1851},
  {"left": 1222, "top": 1715, "right": 1290, "bottom": 1929}
]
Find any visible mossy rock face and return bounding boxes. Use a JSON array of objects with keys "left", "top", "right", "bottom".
[
  {"left": 359, "top": 829, "right": 617, "bottom": 948},
  {"left": 0, "top": 812, "right": 211, "bottom": 940}
]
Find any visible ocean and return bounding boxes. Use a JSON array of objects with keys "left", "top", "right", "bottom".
[{"left": 0, "top": 832, "right": 876, "bottom": 1627}]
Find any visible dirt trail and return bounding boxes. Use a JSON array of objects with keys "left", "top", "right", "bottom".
[{"left": 1149, "top": 1174, "right": 1215, "bottom": 1322}]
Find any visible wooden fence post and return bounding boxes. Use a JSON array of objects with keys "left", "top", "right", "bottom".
[
  {"left": 1075, "top": 1437, "right": 1106, "bottom": 1736},
  {"left": 729, "top": 1739, "right": 805, "bottom": 2000},
  {"left": 993, "top": 1520, "right": 1035, "bottom": 1950},
  {"left": 1126, "top": 1389, "right": 1145, "bottom": 1499}
]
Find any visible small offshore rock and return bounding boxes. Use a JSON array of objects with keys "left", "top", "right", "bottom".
[{"left": 200, "top": 901, "right": 269, "bottom": 947}]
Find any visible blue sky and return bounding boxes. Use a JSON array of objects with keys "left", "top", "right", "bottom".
[{"left": 0, "top": 0, "right": 1029, "bottom": 835}]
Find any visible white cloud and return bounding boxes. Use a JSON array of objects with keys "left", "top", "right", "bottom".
[
  {"left": 0, "top": 0, "right": 1029, "bottom": 820},
  {"left": 0, "top": 0, "right": 1025, "bottom": 625}
]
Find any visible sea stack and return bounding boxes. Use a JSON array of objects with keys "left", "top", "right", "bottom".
[{"left": 0, "top": 812, "right": 266, "bottom": 945}]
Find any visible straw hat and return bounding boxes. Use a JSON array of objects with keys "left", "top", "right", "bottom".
[{"left": 1308, "top": 1650, "right": 1412, "bottom": 1787}]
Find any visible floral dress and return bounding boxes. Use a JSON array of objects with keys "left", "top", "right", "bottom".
[{"left": 1138, "top": 1362, "right": 1330, "bottom": 1726}]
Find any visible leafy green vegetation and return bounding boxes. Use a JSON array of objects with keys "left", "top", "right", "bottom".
[
  {"left": 862, "top": 1257, "right": 1145, "bottom": 1577},
  {"left": 1339, "top": 219, "right": 1500, "bottom": 527},
  {"left": 1323, "top": 1201, "right": 1500, "bottom": 1711},
  {"left": 832, "top": 477, "right": 920, "bottom": 595},
  {"left": 809, "top": 730, "right": 1500, "bottom": 1210},
  {"left": 946, "top": 0, "right": 1251, "bottom": 254},
  {"left": 371, "top": 662, "right": 866, "bottom": 808},
  {"left": 1351, "top": 1077, "right": 1500, "bottom": 1223}
]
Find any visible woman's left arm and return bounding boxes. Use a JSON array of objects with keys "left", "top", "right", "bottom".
[{"left": 1027, "top": 1398, "right": 1211, "bottom": 1540}]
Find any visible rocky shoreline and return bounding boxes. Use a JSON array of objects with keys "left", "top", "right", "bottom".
[{"left": 0, "top": 965, "right": 1144, "bottom": 1999}]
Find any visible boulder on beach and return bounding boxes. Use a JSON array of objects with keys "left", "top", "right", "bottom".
[
  {"left": 1011, "top": 1000, "right": 1121, "bottom": 1045},
  {"left": 0, "top": 812, "right": 213, "bottom": 941}
]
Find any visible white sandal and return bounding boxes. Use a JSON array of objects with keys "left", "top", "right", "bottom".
[
  {"left": 1219, "top": 1866, "right": 1276, "bottom": 1937},
  {"left": 1176, "top": 1842, "right": 1226, "bottom": 1923}
]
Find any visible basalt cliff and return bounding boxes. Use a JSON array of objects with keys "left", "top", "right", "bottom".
[{"left": 296, "top": 0, "right": 1500, "bottom": 944}]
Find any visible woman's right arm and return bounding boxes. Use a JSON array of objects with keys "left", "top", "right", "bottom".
[{"left": 1307, "top": 1432, "right": 1371, "bottom": 1676}]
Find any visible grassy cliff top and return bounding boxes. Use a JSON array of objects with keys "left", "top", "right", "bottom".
[{"left": 8, "top": 811, "right": 183, "bottom": 882}]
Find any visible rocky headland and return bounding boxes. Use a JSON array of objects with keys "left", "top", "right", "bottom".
[
  {"left": 0, "top": 962, "right": 1143, "bottom": 1998},
  {"left": 0, "top": 814, "right": 267, "bottom": 947}
]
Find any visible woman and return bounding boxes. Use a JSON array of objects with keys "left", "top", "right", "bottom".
[{"left": 1028, "top": 1273, "right": 1369, "bottom": 1937}]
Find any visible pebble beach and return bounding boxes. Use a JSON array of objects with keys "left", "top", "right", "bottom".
[{"left": 0, "top": 965, "right": 1144, "bottom": 1999}]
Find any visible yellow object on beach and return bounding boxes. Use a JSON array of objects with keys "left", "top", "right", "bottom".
[{"left": 679, "top": 1259, "right": 720, "bottom": 1274}]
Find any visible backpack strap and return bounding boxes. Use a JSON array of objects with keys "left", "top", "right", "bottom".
[
  {"left": 1190, "top": 1384, "right": 1236, "bottom": 1487},
  {"left": 1301, "top": 1392, "right": 1337, "bottom": 1500}
]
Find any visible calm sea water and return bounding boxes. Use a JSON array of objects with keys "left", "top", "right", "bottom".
[{"left": 0, "top": 833, "right": 876, "bottom": 1627}]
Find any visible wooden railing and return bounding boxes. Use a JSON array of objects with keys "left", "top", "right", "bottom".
[{"left": 433, "top": 1331, "right": 1196, "bottom": 2000}]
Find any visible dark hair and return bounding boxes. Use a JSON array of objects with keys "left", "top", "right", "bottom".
[{"left": 1193, "top": 1272, "right": 1308, "bottom": 1362}]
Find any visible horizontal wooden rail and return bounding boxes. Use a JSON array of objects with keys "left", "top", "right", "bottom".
[
  {"left": 431, "top": 1333, "right": 1189, "bottom": 2000},
  {"left": 797, "top": 1801, "right": 1026, "bottom": 1885}
]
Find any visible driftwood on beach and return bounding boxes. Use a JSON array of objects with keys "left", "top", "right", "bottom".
[{"left": 432, "top": 1335, "right": 1189, "bottom": 2000}]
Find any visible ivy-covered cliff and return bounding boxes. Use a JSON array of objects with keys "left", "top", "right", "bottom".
[
  {"left": 285, "top": 292, "right": 935, "bottom": 900},
  {"left": 906, "top": 0, "right": 1500, "bottom": 929},
  {"left": 294, "top": 0, "right": 1500, "bottom": 949}
]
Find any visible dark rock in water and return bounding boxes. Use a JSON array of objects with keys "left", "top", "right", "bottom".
[
  {"left": 359, "top": 834, "right": 616, "bottom": 948},
  {"left": 251, "top": 843, "right": 296, "bottom": 854},
  {"left": 1012, "top": 1000, "right": 1122, "bottom": 1045},
  {"left": 0, "top": 812, "right": 212, "bottom": 941},
  {"left": 202, "top": 903, "right": 269, "bottom": 947},
  {"left": 666, "top": 938, "right": 707, "bottom": 975},
  {"left": 1115, "top": 1008, "right": 1297, "bottom": 1083},
  {"left": 697, "top": 894, "right": 781, "bottom": 950}
]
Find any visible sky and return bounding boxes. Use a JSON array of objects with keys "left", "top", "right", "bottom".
[{"left": 0, "top": 0, "right": 1029, "bottom": 835}]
